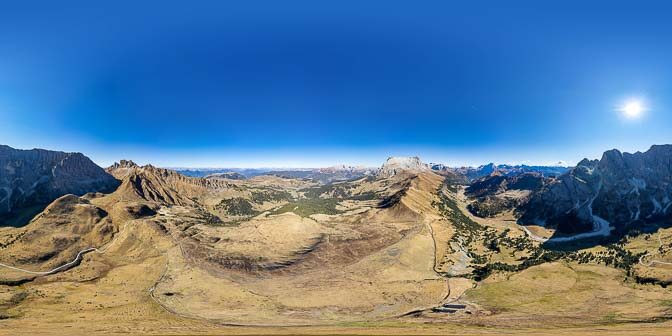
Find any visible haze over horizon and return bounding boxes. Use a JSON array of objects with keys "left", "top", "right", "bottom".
[{"left": 2, "top": 1, "right": 671, "bottom": 167}]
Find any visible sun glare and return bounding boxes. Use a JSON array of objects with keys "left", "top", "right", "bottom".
[{"left": 619, "top": 99, "right": 646, "bottom": 119}]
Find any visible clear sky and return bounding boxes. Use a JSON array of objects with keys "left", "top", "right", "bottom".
[{"left": 1, "top": 1, "right": 671, "bottom": 168}]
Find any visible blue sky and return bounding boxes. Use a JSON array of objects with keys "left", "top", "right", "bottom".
[{"left": 1, "top": 1, "right": 671, "bottom": 167}]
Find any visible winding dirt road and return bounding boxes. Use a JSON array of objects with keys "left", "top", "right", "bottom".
[
  {"left": 639, "top": 231, "right": 672, "bottom": 267},
  {"left": 0, "top": 221, "right": 130, "bottom": 276}
]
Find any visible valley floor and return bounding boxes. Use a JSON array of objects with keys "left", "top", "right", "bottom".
[{"left": 2, "top": 170, "right": 672, "bottom": 335}]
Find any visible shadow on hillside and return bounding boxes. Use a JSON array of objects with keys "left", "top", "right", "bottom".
[
  {"left": 0, "top": 204, "right": 49, "bottom": 228},
  {"left": 0, "top": 179, "right": 121, "bottom": 229}
]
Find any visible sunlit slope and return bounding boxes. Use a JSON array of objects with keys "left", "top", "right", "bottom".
[{"left": 152, "top": 171, "right": 448, "bottom": 324}]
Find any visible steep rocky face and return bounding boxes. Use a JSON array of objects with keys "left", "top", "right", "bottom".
[
  {"left": 378, "top": 156, "right": 429, "bottom": 178},
  {"left": 428, "top": 164, "right": 470, "bottom": 185},
  {"left": 108, "top": 159, "right": 139, "bottom": 169},
  {"left": 466, "top": 172, "right": 547, "bottom": 218},
  {"left": 107, "top": 161, "right": 231, "bottom": 206},
  {"left": 0, "top": 145, "right": 119, "bottom": 223},
  {"left": 521, "top": 145, "right": 672, "bottom": 237}
]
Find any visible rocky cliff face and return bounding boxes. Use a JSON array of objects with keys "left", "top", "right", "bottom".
[
  {"left": 107, "top": 161, "right": 232, "bottom": 206},
  {"left": 520, "top": 145, "right": 672, "bottom": 237},
  {"left": 0, "top": 145, "right": 119, "bottom": 222},
  {"left": 378, "top": 156, "right": 429, "bottom": 178}
]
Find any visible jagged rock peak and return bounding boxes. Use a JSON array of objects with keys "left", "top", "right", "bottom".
[
  {"left": 520, "top": 144, "right": 672, "bottom": 238},
  {"left": 110, "top": 159, "right": 139, "bottom": 169},
  {"left": 429, "top": 163, "right": 448, "bottom": 171},
  {"left": 378, "top": 156, "right": 429, "bottom": 177},
  {"left": 384, "top": 156, "right": 425, "bottom": 168},
  {"left": 647, "top": 144, "right": 672, "bottom": 154}
]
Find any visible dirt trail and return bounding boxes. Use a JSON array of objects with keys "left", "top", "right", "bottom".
[
  {"left": 0, "top": 220, "right": 131, "bottom": 276},
  {"left": 639, "top": 231, "right": 672, "bottom": 267}
]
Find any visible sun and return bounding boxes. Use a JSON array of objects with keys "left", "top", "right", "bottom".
[{"left": 619, "top": 99, "right": 646, "bottom": 119}]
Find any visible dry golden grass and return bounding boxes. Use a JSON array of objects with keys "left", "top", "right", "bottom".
[
  {"left": 3, "top": 170, "right": 672, "bottom": 335},
  {"left": 465, "top": 261, "right": 672, "bottom": 326}
]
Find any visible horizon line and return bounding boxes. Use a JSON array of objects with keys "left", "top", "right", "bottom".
[{"left": 4, "top": 142, "right": 670, "bottom": 170}]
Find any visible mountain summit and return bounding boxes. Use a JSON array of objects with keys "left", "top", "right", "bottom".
[
  {"left": 2, "top": 144, "right": 672, "bottom": 333},
  {"left": 0, "top": 145, "right": 119, "bottom": 224},
  {"left": 378, "top": 156, "right": 429, "bottom": 177},
  {"left": 521, "top": 144, "right": 672, "bottom": 237}
]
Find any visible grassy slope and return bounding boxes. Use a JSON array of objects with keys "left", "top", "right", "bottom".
[{"left": 465, "top": 261, "right": 672, "bottom": 325}]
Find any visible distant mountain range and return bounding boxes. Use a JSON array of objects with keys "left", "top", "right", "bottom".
[
  {"left": 174, "top": 167, "right": 277, "bottom": 178},
  {"left": 176, "top": 165, "right": 376, "bottom": 184},
  {"left": 173, "top": 159, "right": 568, "bottom": 183},
  {"left": 3, "top": 143, "right": 671, "bottom": 243},
  {"left": 439, "top": 163, "right": 569, "bottom": 181},
  {"left": 2, "top": 143, "right": 672, "bottom": 329},
  {"left": 205, "top": 172, "right": 247, "bottom": 180}
]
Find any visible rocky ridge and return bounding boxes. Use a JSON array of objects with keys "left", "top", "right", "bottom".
[
  {"left": 0, "top": 145, "right": 118, "bottom": 222},
  {"left": 521, "top": 145, "right": 672, "bottom": 237},
  {"left": 465, "top": 172, "right": 547, "bottom": 218},
  {"left": 378, "top": 156, "right": 429, "bottom": 178},
  {"left": 107, "top": 161, "right": 232, "bottom": 206}
]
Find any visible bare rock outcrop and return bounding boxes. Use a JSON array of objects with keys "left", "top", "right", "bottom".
[
  {"left": 0, "top": 145, "right": 119, "bottom": 222},
  {"left": 378, "top": 156, "right": 429, "bottom": 178},
  {"left": 520, "top": 145, "right": 672, "bottom": 237},
  {"left": 107, "top": 161, "right": 232, "bottom": 206}
]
